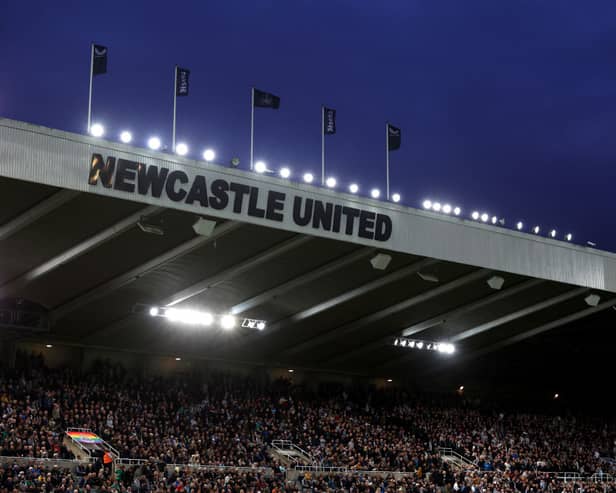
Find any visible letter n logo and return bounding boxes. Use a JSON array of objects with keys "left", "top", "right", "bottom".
[{"left": 88, "top": 154, "right": 115, "bottom": 188}]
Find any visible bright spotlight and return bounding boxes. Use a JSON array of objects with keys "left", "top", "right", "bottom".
[
  {"left": 89, "top": 123, "right": 105, "bottom": 137},
  {"left": 471, "top": 211, "right": 480, "bottom": 220},
  {"left": 325, "top": 177, "right": 337, "bottom": 188},
  {"left": 491, "top": 216, "right": 498, "bottom": 224},
  {"left": 408, "top": 340, "right": 415, "bottom": 348},
  {"left": 303, "top": 172, "right": 314, "bottom": 183},
  {"left": 400, "top": 339, "right": 407, "bottom": 347},
  {"left": 432, "top": 202, "right": 442, "bottom": 212},
  {"left": 119, "top": 131, "right": 132, "bottom": 143},
  {"left": 149, "top": 307, "right": 159, "bottom": 317},
  {"left": 349, "top": 183, "right": 359, "bottom": 194},
  {"left": 165, "top": 308, "right": 181, "bottom": 322},
  {"left": 533, "top": 226, "right": 540, "bottom": 234},
  {"left": 45, "top": 344, "right": 53, "bottom": 349},
  {"left": 147, "top": 136, "right": 162, "bottom": 150},
  {"left": 422, "top": 200, "right": 432, "bottom": 209},
  {"left": 254, "top": 161, "right": 267, "bottom": 173},
  {"left": 203, "top": 149, "right": 215, "bottom": 162},
  {"left": 200, "top": 312, "right": 214, "bottom": 326},
  {"left": 370, "top": 188, "right": 380, "bottom": 199},
  {"left": 549, "top": 229, "right": 557, "bottom": 238},
  {"left": 256, "top": 321, "right": 266, "bottom": 331},
  {"left": 480, "top": 213, "right": 489, "bottom": 222},
  {"left": 566, "top": 233, "right": 572, "bottom": 241},
  {"left": 279, "top": 167, "right": 291, "bottom": 179},
  {"left": 453, "top": 207, "right": 461, "bottom": 216},
  {"left": 516, "top": 221, "right": 524, "bottom": 230},
  {"left": 220, "top": 314, "right": 236, "bottom": 330},
  {"left": 394, "top": 338, "right": 400, "bottom": 346},
  {"left": 416, "top": 341, "right": 424, "bottom": 349},
  {"left": 175, "top": 357, "right": 182, "bottom": 361},
  {"left": 391, "top": 193, "right": 401, "bottom": 203},
  {"left": 175, "top": 142, "right": 189, "bottom": 156},
  {"left": 442, "top": 204, "right": 452, "bottom": 214}
]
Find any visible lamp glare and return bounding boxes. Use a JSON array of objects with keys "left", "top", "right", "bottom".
[
  {"left": 175, "top": 142, "right": 188, "bottom": 156},
  {"left": 391, "top": 193, "right": 401, "bottom": 203},
  {"left": 279, "top": 167, "right": 291, "bottom": 179},
  {"left": 326, "top": 177, "right": 337, "bottom": 188},
  {"left": 89, "top": 123, "right": 105, "bottom": 137},
  {"left": 119, "top": 131, "right": 132, "bottom": 143},
  {"left": 203, "top": 149, "right": 215, "bottom": 162},
  {"left": 370, "top": 188, "right": 381, "bottom": 199},
  {"left": 303, "top": 172, "right": 314, "bottom": 183},
  {"left": 147, "top": 137, "right": 162, "bottom": 150},
  {"left": 349, "top": 183, "right": 359, "bottom": 194},
  {"left": 254, "top": 161, "right": 267, "bottom": 173}
]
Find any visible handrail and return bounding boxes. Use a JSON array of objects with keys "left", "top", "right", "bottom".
[
  {"left": 271, "top": 440, "right": 314, "bottom": 465},
  {"left": 437, "top": 447, "right": 477, "bottom": 468},
  {"left": 165, "top": 463, "right": 274, "bottom": 476}
]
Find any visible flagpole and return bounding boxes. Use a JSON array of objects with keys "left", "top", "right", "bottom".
[
  {"left": 87, "top": 43, "right": 94, "bottom": 133},
  {"left": 250, "top": 87, "right": 255, "bottom": 170},
  {"left": 386, "top": 122, "right": 390, "bottom": 200},
  {"left": 172, "top": 66, "right": 178, "bottom": 152},
  {"left": 321, "top": 105, "right": 325, "bottom": 185}
]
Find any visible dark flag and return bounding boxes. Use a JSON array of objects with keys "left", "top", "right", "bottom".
[
  {"left": 92, "top": 45, "right": 108, "bottom": 76},
  {"left": 176, "top": 67, "right": 190, "bottom": 96},
  {"left": 323, "top": 107, "right": 336, "bottom": 135},
  {"left": 387, "top": 124, "right": 401, "bottom": 151},
  {"left": 254, "top": 89, "right": 280, "bottom": 109}
]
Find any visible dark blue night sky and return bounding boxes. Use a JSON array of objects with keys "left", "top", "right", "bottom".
[{"left": 2, "top": 1, "right": 616, "bottom": 250}]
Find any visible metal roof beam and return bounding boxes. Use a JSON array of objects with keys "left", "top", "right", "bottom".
[
  {"left": 51, "top": 221, "right": 241, "bottom": 322},
  {"left": 247, "top": 258, "right": 438, "bottom": 348},
  {"left": 230, "top": 247, "right": 375, "bottom": 315},
  {"left": 276, "top": 259, "right": 474, "bottom": 358},
  {"left": 451, "top": 286, "right": 589, "bottom": 342},
  {"left": 0, "top": 190, "right": 79, "bottom": 241},
  {"left": 320, "top": 268, "right": 491, "bottom": 366},
  {"left": 1, "top": 205, "right": 160, "bottom": 297},
  {"left": 402, "top": 278, "right": 543, "bottom": 337},
  {"left": 80, "top": 234, "right": 312, "bottom": 344}
]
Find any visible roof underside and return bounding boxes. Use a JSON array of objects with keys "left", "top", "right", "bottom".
[{"left": 1, "top": 176, "right": 615, "bottom": 398}]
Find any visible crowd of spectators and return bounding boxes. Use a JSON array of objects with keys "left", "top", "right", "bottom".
[{"left": 1, "top": 352, "right": 615, "bottom": 492}]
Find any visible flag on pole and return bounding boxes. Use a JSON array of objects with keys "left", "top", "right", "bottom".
[
  {"left": 92, "top": 45, "right": 108, "bottom": 76},
  {"left": 323, "top": 107, "right": 336, "bottom": 135},
  {"left": 387, "top": 124, "right": 401, "bottom": 151},
  {"left": 175, "top": 67, "right": 190, "bottom": 96},
  {"left": 253, "top": 89, "right": 280, "bottom": 109}
]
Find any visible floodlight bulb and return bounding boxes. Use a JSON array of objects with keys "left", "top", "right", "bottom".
[
  {"left": 349, "top": 183, "right": 359, "bottom": 194},
  {"left": 472, "top": 211, "right": 480, "bottom": 220},
  {"left": 175, "top": 142, "right": 189, "bottom": 156},
  {"left": 149, "top": 307, "right": 159, "bottom": 317},
  {"left": 442, "top": 204, "right": 452, "bottom": 214},
  {"left": 391, "top": 193, "right": 401, "bottom": 203},
  {"left": 432, "top": 202, "right": 441, "bottom": 212},
  {"left": 370, "top": 188, "right": 380, "bottom": 199},
  {"left": 120, "top": 131, "right": 132, "bottom": 143},
  {"left": 279, "top": 167, "right": 291, "bottom": 179},
  {"left": 491, "top": 216, "right": 498, "bottom": 224},
  {"left": 203, "top": 149, "right": 215, "bottom": 162},
  {"left": 303, "top": 172, "right": 314, "bottom": 183},
  {"left": 221, "top": 314, "right": 236, "bottom": 330},
  {"left": 550, "top": 229, "right": 557, "bottom": 238},
  {"left": 416, "top": 341, "right": 424, "bottom": 349},
  {"left": 147, "top": 136, "right": 162, "bottom": 150},
  {"left": 533, "top": 226, "right": 540, "bottom": 234},
  {"left": 256, "top": 321, "right": 266, "bottom": 331},
  {"left": 516, "top": 221, "right": 524, "bottom": 230},
  {"left": 423, "top": 200, "right": 432, "bottom": 209},
  {"left": 566, "top": 233, "right": 572, "bottom": 241},
  {"left": 90, "top": 123, "right": 105, "bottom": 137},
  {"left": 480, "top": 213, "right": 489, "bottom": 222},
  {"left": 326, "top": 177, "right": 337, "bottom": 188},
  {"left": 200, "top": 312, "right": 214, "bottom": 326},
  {"left": 254, "top": 161, "right": 267, "bottom": 173},
  {"left": 453, "top": 207, "right": 461, "bottom": 216}
]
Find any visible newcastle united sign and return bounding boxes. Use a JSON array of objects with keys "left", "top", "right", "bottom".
[{"left": 88, "top": 154, "right": 393, "bottom": 242}]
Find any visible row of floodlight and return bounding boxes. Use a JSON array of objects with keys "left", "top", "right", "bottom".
[
  {"left": 89, "top": 123, "right": 403, "bottom": 203},
  {"left": 89, "top": 124, "right": 217, "bottom": 161},
  {"left": 393, "top": 337, "right": 456, "bottom": 354},
  {"left": 252, "top": 161, "right": 402, "bottom": 202},
  {"left": 148, "top": 306, "right": 266, "bottom": 331},
  {"left": 423, "top": 198, "right": 573, "bottom": 242}
]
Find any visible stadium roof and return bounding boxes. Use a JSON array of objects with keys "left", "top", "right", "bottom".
[{"left": 1, "top": 118, "right": 615, "bottom": 397}]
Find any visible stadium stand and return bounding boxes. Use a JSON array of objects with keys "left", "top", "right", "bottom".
[{"left": 1, "top": 352, "right": 615, "bottom": 492}]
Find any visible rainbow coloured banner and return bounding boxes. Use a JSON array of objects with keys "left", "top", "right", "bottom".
[{"left": 67, "top": 431, "right": 103, "bottom": 444}]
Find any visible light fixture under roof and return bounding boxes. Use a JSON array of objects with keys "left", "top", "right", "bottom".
[
  {"left": 370, "top": 253, "right": 392, "bottom": 270},
  {"left": 254, "top": 161, "right": 267, "bottom": 173},
  {"left": 422, "top": 200, "right": 432, "bottom": 209},
  {"left": 89, "top": 123, "right": 105, "bottom": 137},
  {"left": 147, "top": 136, "right": 162, "bottom": 150},
  {"left": 487, "top": 275, "right": 505, "bottom": 290},
  {"left": 325, "top": 177, "right": 337, "bottom": 188},
  {"left": 417, "top": 272, "right": 439, "bottom": 283},
  {"left": 391, "top": 193, "right": 401, "bottom": 203},
  {"left": 584, "top": 294, "right": 600, "bottom": 307},
  {"left": 393, "top": 337, "right": 455, "bottom": 354}
]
